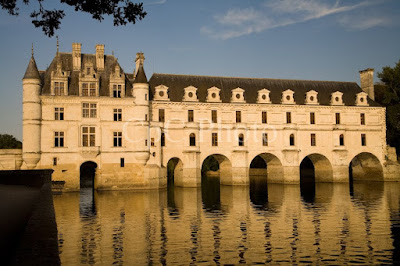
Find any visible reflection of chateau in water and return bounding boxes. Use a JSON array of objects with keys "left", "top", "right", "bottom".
[{"left": 54, "top": 182, "right": 400, "bottom": 264}]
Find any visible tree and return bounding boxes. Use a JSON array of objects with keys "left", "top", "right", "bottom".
[
  {"left": 376, "top": 59, "right": 400, "bottom": 155},
  {"left": 0, "top": 134, "right": 22, "bottom": 149},
  {"left": 0, "top": 0, "right": 146, "bottom": 37}
]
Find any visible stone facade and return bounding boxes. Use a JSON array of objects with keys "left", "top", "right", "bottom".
[{"left": 20, "top": 43, "right": 399, "bottom": 191}]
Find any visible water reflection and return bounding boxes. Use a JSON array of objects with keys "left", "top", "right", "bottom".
[{"left": 53, "top": 181, "right": 400, "bottom": 265}]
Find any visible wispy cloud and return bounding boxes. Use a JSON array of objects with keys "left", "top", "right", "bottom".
[
  {"left": 201, "top": 0, "right": 388, "bottom": 40},
  {"left": 147, "top": 0, "right": 167, "bottom": 5}
]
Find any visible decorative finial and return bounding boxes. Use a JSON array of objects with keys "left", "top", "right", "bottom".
[
  {"left": 56, "top": 36, "right": 59, "bottom": 54},
  {"left": 31, "top": 43, "right": 34, "bottom": 57},
  {"left": 112, "top": 50, "right": 114, "bottom": 56}
]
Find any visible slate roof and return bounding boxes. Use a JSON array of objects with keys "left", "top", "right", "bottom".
[
  {"left": 149, "top": 73, "right": 381, "bottom": 107},
  {"left": 23, "top": 56, "right": 41, "bottom": 80},
  {"left": 133, "top": 64, "right": 147, "bottom": 83},
  {"left": 40, "top": 53, "right": 133, "bottom": 96}
]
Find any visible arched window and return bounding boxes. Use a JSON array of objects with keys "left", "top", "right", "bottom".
[
  {"left": 339, "top": 134, "right": 344, "bottom": 146},
  {"left": 290, "top": 134, "right": 295, "bottom": 146},
  {"left": 238, "top": 134, "right": 244, "bottom": 146},
  {"left": 189, "top": 133, "right": 196, "bottom": 146}
]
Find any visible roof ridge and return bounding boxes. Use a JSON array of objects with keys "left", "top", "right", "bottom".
[{"left": 152, "top": 72, "right": 357, "bottom": 84}]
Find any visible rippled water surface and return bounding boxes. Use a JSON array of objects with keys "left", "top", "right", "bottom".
[{"left": 54, "top": 180, "right": 400, "bottom": 265}]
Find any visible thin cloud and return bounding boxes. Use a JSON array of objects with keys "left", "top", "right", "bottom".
[
  {"left": 146, "top": 0, "right": 167, "bottom": 5},
  {"left": 202, "top": 0, "right": 387, "bottom": 40}
]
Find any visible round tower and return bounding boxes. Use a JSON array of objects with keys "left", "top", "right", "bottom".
[
  {"left": 132, "top": 54, "right": 150, "bottom": 164},
  {"left": 22, "top": 50, "right": 42, "bottom": 169}
]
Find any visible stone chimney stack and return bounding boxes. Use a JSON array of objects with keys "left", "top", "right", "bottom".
[
  {"left": 134, "top": 52, "right": 145, "bottom": 78},
  {"left": 359, "top": 68, "right": 374, "bottom": 100},
  {"left": 96, "top": 44, "right": 105, "bottom": 71},
  {"left": 72, "top": 43, "right": 82, "bottom": 71}
]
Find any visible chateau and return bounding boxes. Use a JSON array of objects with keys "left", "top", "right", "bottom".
[{"left": 19, "top": 43, "right": 399, "bottom": 191}]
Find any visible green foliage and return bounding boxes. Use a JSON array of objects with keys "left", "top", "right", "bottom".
[
  {"left": 0, "top": 134, "right": 22, "bottom": 149},
  {"left": 376, "top": 59, "right": 400, "bottom": 155}
]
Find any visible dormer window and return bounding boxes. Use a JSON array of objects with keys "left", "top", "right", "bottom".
[
  {"left": 82, "top": 82, "right": 97, "bottom": 96},
  {"left": 183, "top": 86, "right": 198, "bottom": 101},
  {"left": 207, "top": 86, "right": 221, "bottom": 102},
  {"left": 231, "top": 87, "right": 245, "bottom": 103},
  {"left": 331, "top": 91, "right": 344, "bottom": 105},
  {"left": 80, "top": 62, "right": 98, "bottom": 97},
  {"left": 305, "top": 90, "right": 319, "bottom": 105},
  {"left": 113, "top": 84, "right": 122, "bottom": 98},
  {"left": 51, "top": 63, "right": 70, "bottom": 96},
  {"left": 54, "top": 82, "right": 65, "bottom": 96},
  {"left": 356, "top": 92, "right": 369, "bottom": 106},
  {"left": 86, "top": 67, "right": 91, "bottom": 75},
  {"left": 109, "top": 65, "right": 125, "bottom": 98},
  {"left": 282, "top": 89, "right": 295, "bottom": 104},
  {"left": 154, "top": 85, "right": 170, "bottom": 101},
  {"left": 257, "top": 89, "right": 271, "bottom": 104}
]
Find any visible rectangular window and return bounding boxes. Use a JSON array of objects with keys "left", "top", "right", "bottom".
[
  {"left": 55, "top": 107, "right": 64, "bottom": 120},
  {"left": 361, "top": 134, "right": 366, "bottom": 146},
  {"left": 335, "top": 113, "right": 341, "bottom": 125},
  {"left": 113, "top": 84, "right": 122, "bottom": 98},
  {"left": 54, "top": 131, "right": 64, "bottom": 147},
  {"left": 151, "top": 138, "right": 155, "bottom": 147},
  {"left": 159, "top": 109, "right": 165, "bottom": 122},
  {"left": 113, "top": 108, "right": 122, "bottom": 121},
  {"left": 82, "top": 103, "right": 97, "bottom": 118},
  {"left": 310, "top": 112, "right": 315, "bottom": 124},
  {"left": 188, "top": 110, "right": 194, "bottom": 122},
  {"left": 113, "top": 132, "right": 122, "bottom": 147},
  {"left": 311, "top": 133, "right": 316, "bottom": 146},
  {"left": 212, "top": 133, "right": 218, "bottom": 146},
  {"left": 82, "top": 127, "right": 95, "bottom": 147},
  {"left": 82, "top": 83, "right": 88, "bottom": 96},
  {"left": 54, "top": 82, "right": 64, "bottom": 96},
  {"left": 262, "top": 133, "right": 268, "bottom": 146},
  {"left": 53, "top": 157, "right": 57, "bottom": 166},
  {"left": 161, "top": 132, "right": 165, "bottom": 147},
  {"left": 236, "top": 111, "right": 242, "bottom": 123},
  {"left": 262, "top": 111, "right": 267, "bottom": 124},
  {"left": 120, "top": 158, "right": 125, "bottom": 168},
  {"left": 89, "top": 83, "right": 96, "bottom": 96},
  {"left": 286, "top": 112, "right": 291, "bottom": 124},
  {"left": 360, "top": 113, "right": 365, "bottom": 125},
  {"left": 212, "top": 110, "right": 217, "bottom": 123},
  {"left": 145, "top": 114, "right": 148, "bottom": 121},
  {"left": 145, "top": 139, "right": 148, "bottom": 146}
]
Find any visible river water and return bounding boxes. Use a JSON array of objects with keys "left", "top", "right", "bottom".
[{"left": 53, "top": 179, "right": 400, "bottom": 265}]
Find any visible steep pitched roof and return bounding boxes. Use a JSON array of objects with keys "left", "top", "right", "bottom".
[
  {"left": 23, "top": 56, "right": 41, "bottom": 80},
  {"left": 149, "top": 73, "right": 381, "bottom": 107},
  {"left": 133, "top": 64, "right": 147, "bottom": 84}
]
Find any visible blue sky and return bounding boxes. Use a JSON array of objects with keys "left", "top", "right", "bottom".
[{"left": 0, "top": 0, "right": 399, "bottom": 140}]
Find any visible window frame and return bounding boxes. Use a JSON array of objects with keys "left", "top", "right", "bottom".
[
  {"left": 286, "top": 112, "right": 292, "bottom": 124},
  {"left": 54, "top": 131, "right": 64, "bottom": 147},
  {"left": 212, "top": 133, "right": 218, "bottom": 146},
  {"left": 262, "top": 111, "right": 267, "bottom": 124},
  {"left": 55, "top": 107, "right": 64, "bottom": 121},
  {"left": 113, "top": 131, "right": 122, "bottom": 147}
]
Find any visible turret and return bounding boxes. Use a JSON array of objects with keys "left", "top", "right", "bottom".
[
  {"left": 132, "top": 54, "right": 150, "bottom": 164},
  {"left": 22, "top": 48, "right": 42, "bottom": 169},
  {"left": 359, "top": 68, "right": 374, "bottom": 100}
]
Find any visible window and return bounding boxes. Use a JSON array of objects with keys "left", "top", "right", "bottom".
[
  {"left": 113, "top": 84, "right": 122, "bottom": 98},
  {"left": 151, "top": 138, "right": 155, "bottom": 147},
  {"left": 82, "top": 83, "right": 96, "bottom": 96},
  {"left": 113, "top": 132, "right": 122, "bottom": 147},
  {"left": 212, "top": 110, "right": 217, "bottom": 123},
  {"left": 212, "top": 133, "right": 218, "bottom": 146},
  {"left": 89, "top": 83, "right": 96, "bottom": 96},
  {"left": 54, "top": 131, "right": 64, "bottom": 147},
  {"left": 262, "top": 111, "right": 267, "bottom": 124},
  {"left": 82, "top": 127, "right": 95, "bottom": 147},
  {"left": 238, "top": 134, "right": 244, "bottom": 146},
  {"left": 286, "top": 112, "right": 291, "bottom": 124},
  {"left": 53, "top": 157, "right": 57, "bottom": 166},
  {"left": 290, "top": 134, "right": 295, "bottom": 146},
  {"left": 339, "top": 134, "right": 344, "bottom": 146},
  {"left": 189, "top": 133, "right": 196, "bottom": 146},
  {"left": 161, "top": 132, "right": 165, "bottom": 147},
  {"left": 360, "top": 113, "right": 365, "bottom": 125},
  {"left": 311, "top": 133, "right": 316, "bottom": 146},
  {"left": 55, "top": 107, "right": 64, "bottom": 120},
  {"left": 335, "top": 113, "right": 341, "bottom": 125},
  {"left": 145, "top": 139, "right": 148, "bottom": 146},
  {"left": 145, "top": 94, "right": 148, "bottom": 101},
  {"left": 262, "top": 133, "right": 268, "bottom": 146},
  {"left": 310, "top": 112, "right": 315, "bottom": 124},
  {"left": 188, "top": 110, "right": 194, "bottom": 122},
  {"left": 159, "top": 109, "right": 165, "bottom": 122},
  {"left": 82, "top": 103, "right": 97, "bottom": 118},
  {"left": 113, "top": 109, "right": 122, "bottom": 121},
  {"left": 361, "top": 134, "right": 366, "bottom": 146},
  {"left": 54, "top": 82, "right": 64, "bottom": 96},
  {"left": 120, "top": 158, "right": 125, "bottom": 168},
  {"left": 145, "top": 114, "right": 148, "bottom": 121},
  {"left": 236, "top": 111, "right": 242, "bottom": 123},
  {"left": 82, "top": 83, "right": 88, "bottom": 96}
]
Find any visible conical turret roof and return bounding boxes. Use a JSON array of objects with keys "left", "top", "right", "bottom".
[
  {"left": 23, "top": 55, "right": 40, "bottom": 80},
  {"left": 133, "top": 64, "right": 148, "bottom": 84}
]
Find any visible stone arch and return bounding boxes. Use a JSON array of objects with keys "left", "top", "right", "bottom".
[
  {"left": 349, "top": 152, "right": 383, "bottom": 181},
  {"left": 249, "top": 153, "right": 284, "bottom": 183},
  {"left": 201, "top": 154, "right": 232, "bottom": 185},
  {"left": 80, "top": 161, "right": 98, "bottom": 189},
  {"left": 300, "top": 154, "right": 333, "bottom": 183},
  {"left": 166, "top": 157, "right": 183, "bottom": 186}
]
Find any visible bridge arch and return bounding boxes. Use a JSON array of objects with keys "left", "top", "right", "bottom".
[
  {"left": 349, "top": 152, "right": 383, "bottom": 181},
  {"left": 300, "top": 153, "right": 333, "bottom": 183},
  {"left": 80, "top": 161, "right": 98, "bottom": 189},
  {"left": 249, "top": 153, "right": 284, "bottom": 183},
  {"left": 166, "top": 157, "right": 183, "bottom": 186},
  {"left": 201, "top": 154, "right": 232, "bottom": 185}
]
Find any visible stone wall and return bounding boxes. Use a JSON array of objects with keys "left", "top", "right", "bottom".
[{"left": 0, "top": 149, "right": 22, "bottom": 170}]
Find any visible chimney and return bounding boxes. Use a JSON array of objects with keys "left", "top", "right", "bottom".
[
  {"left": 96, "top": 44, "right": 105, "bottom": 71},
  {"left": 72, "top": 43, "right": 81, "bottom": 71},
  {"left": 134, "top": 52, "right": 145, "bottom": 78},
  {"left": 359, "top": 68, "right": 374, "bottom": 100}
]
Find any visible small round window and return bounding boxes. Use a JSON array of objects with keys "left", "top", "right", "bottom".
[
  {"left": 335, "top": 96, "right": 339, "bottom": 102},
  {"left": 159, "top": 91, "right": 164, "bottom": 97},
  {"left": 310, "top": 96, "right": 314, "bottom": 101},
  {"left": 212, "top": 92, "right": 216, "bottom": 98},
  {"left": 286, "top": 95, "right": 291, "bottom": 101},
  {"left": 360, "top": 97, "right": 364, "bottom": 102},
  {"left": 188, "top": 92, "right": 193, "bottom": 98},
  {"left": 262, "top": 94, "right": 266, "bottom": 100},
  {"left": 236, "top": 93, "right": 241, "bottom": 99}
]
